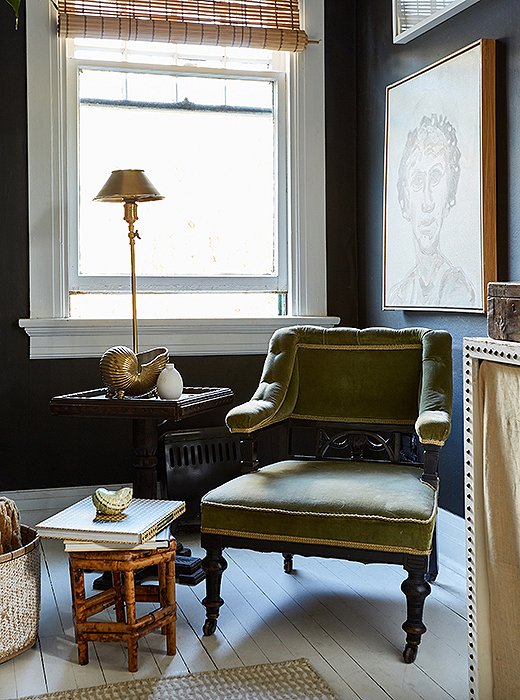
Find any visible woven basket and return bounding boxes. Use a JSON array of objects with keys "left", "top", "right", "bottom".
[{"left": 0, "top": 525, "right": 41, "bottom": 663}]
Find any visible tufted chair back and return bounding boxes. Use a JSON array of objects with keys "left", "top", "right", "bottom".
[{"left": 226, "top": 326, "right": 452, "bottom": 446}]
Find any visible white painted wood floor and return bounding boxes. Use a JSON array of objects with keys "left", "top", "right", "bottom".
[{"left": 0, "top": 532, "right": 468, "bottom": 700}]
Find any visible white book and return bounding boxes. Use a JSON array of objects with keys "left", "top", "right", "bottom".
[
  {"left": 63, "top": 527, "right": 173, "bottom": 552},
  {"left": 36, "top": 497, "right": 185, "bottom": 544}
]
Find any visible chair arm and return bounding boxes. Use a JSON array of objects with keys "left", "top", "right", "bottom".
[
  {"left": 226, "top": 327, "right": 303, "bottom": 433},
  {"left": 226, "top": 376, "right": 297, "bottom": 433},
  {"left": 417, "top": 330, "right": 452, "bottom": 447},
  {"left": 226, "top": 399, "right": 279, "bottom": 434},
  {"left": 415, "top": 410, "right": 451, "bottom": 446}
]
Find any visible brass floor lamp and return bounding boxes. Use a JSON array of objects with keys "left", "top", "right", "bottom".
[{"left": 95, "top": 169, "right": 169, "bottom": 397}]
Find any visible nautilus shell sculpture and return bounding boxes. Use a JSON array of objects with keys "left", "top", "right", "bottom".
[
  {"left": 92, "top": 486, "right": 133, "bottom": 516},
  {"left": 100, "top": 345, "right": 169, "bottom": 398}
]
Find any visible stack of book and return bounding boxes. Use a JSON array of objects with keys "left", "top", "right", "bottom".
[
  {"left": 63, "top": 525, "right": 174, "bottom": 552},
  {"left": 36, "top": 497, "right": 207, "bottom": 585},
  {"left": 36, "top": 497, "right": 186, "bottom": 552}
]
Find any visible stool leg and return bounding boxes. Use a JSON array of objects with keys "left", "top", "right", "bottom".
[
  {"left": 112, "top": 571, "right": 125, "bottom": 623},
  {"left": 165, "top": 556, "right": 176, "bottom": 656},
  {"left": 158, "top": 562, "right": 168, "bottom": 636},
  {"left": 158, "top": 556, "right": 176, "bottom": 655},
  {"left": 69, "top": 559, "right": 88, "bottom": 665},
  {"left": 123, "top": 571, "right": 138, "bottom": 672}
]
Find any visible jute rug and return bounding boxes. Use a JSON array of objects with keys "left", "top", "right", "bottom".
[{"left": 19, "top": 658, "right": 338, "bottom": 699}]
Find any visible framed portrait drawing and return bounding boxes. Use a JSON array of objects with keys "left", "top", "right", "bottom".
[
  {"left": 393, "top": 0, "right": 480, "bottom": 44},
  {"left": 383, "top": 39, "right": 496, "bottom": 313}
]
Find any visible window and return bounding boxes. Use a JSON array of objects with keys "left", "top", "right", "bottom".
[
  {"left": 69, "top": 41, "right": 286, "bottom": 319},
  {"left": 21, "top": 0, "right": 337, "bottom": 358},
  {"left": 392, "top": 0, "right": 480, "bottom": 43}
]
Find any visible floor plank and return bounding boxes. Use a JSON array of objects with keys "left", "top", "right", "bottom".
[
  {"left": 11, "top": 640, "right": 47, "bottom": 699},
  {"left": 312, "top": 557, "right": 468, "bottom": 699},
  {"left": 0, "top": 656, "right": 18, "bottom": 700},
  {"left": 189, "top": 583, "right": 271, "bottom": 667},
  {"left": 218, "top": 553, "right": 382, "bottom": 700},
  {"left": 230, "top": 548, "right": 434, "bottom": 700},
  {"left": 241, "top": 550, "right": 459, "bottom": 700},
  {"left": 1, "top": 531, "right": 468, "bottom": 700}
]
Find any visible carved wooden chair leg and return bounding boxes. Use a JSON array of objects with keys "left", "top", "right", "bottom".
[
  {"left": 201, "top": 546, "right": 227, "bottom": 636},
  {"left": 425, "top": 528, "right": 438, "bottom": 583},
  {"left": 282, "top": 553, "right": 294, "bottom": 573},
  {"left": 401, "top": 558, "right": 431, "bottom": 663}
]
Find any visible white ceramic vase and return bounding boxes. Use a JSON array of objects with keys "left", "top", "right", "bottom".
[{"left": 157, "top": 363, "right": 183, "bottom": 400}]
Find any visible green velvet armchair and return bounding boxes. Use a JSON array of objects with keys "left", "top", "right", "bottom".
[{"left": 200, "top": 326, "right": 452, "bottom": 663}]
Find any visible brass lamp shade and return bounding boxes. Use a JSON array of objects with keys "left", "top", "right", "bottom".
[{"left": 94, "top": 169, "right": 164, "bottom": 202}]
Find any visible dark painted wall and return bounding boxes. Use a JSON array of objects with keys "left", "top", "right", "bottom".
[
  {"left": 0, "top": 3, "right": 357, "bottom": 493},
  {"left": 8, "top": 0, "right": 496, "bottom": 517},
  {"left": 354, "top": 0, "right": 517, "bottom": 515},
  {"left": 325, "top": 1, "right": 358, "bottom": 325}
]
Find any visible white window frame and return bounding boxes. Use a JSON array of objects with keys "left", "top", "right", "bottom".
[
  {"left": 392, "top": 0, "right": 480, "bottom": 44},
  {"left": 21, "top": 0, "right": 338, "bottom": 359},
  {"left": 67, "top": 60, "right": 288, "bottom": 296}
]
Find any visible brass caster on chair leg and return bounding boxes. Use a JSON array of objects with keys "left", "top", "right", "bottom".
[
  {"left": 203, "top": 619, "right": 218, "bottom": 636},
  {"left": 403, "top": 643, "right": 418, "bottom": 664}
]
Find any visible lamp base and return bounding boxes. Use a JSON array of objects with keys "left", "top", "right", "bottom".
[{"left": 100, "top": 346, "right": 169, "bottom": 398}]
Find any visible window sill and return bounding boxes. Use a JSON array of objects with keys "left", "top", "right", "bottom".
[{"left": 19, "top": 316, "right": 341, "bottom": 359}]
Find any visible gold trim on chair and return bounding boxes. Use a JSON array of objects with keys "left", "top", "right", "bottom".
[
  {"left": 298, "top": 343, "right": 423, "bottom": 351},
  {"left": 202, "top": 499, "right": 437, "bottom": 525},
  {"left": 201, "top": 527, "right": 432, "bottom": 556},
  {"left": 291, "top": 413, "right": 416, "bottom": 425}
]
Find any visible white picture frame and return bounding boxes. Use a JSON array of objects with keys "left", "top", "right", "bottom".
[
  {"left": 383, "top": 40, "right": 496, "bottom": 313},
  {"left": 393, "top": 0, "right": 480, "bottom": 44}
]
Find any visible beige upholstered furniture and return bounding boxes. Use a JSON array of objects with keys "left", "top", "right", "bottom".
[
  {"left": 200, "top": 326, "right": 453, "bottom": 663},
  {"left": 464, "top": 337, "right": 520, "bottom": 699}
]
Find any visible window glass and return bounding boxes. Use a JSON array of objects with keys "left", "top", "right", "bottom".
[
  {"left": 69, "top": 292, "right": 285, "bottom": 318},
  {"left": 77, "top": 69, "right": 277, "bottom": 279}
]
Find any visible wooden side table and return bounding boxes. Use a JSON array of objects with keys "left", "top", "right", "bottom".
[
  {"left": 69, "top": 539, "right": 176, "bottom": 672},
  {"left": 50, "top": 386, "right": 234, "bottom": 499},
  {"left": 51, "top": 386, "right": 234, "bottom": 587}
]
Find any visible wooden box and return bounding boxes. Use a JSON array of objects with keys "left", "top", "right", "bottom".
[{"left": 487, "top": 282, "right": 520, "bottom": 341}]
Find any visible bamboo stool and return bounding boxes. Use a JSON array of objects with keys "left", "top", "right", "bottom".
[{"left": 68, "top": 539, "right": 176, "bottom": 672}]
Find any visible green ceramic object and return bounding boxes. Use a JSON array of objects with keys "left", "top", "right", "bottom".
[{"left": 92, "top": 487, "right": 133, "bottom": 516}]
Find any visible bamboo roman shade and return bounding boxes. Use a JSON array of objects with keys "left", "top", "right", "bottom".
[{"left": 58, "top": 1, "right": 309, "bottom": 52}]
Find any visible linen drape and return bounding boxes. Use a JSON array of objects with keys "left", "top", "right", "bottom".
[{"left": 479, "top": 360, "right": 520, "bottom": 699}]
